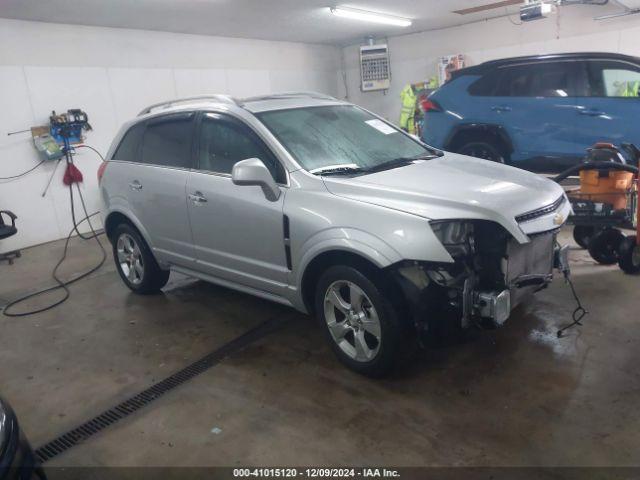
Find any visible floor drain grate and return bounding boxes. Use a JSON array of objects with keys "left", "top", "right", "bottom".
[{"left": 35, "top": 316, "right": 288, "bottom": 464}]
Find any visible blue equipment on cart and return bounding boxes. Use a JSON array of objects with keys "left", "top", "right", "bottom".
[{"left": 49, "top": 109, "right": 92, "bottom": 145}]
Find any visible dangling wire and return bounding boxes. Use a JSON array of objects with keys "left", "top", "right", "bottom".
[{"left": 557, "top": 271, "right": 588, "bottom": 338}]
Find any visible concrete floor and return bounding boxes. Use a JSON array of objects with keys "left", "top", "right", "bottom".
[{"left": 1, "top": 228, "right": 639, "bottom": 468}]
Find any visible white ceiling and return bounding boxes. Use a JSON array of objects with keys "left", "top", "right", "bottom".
[{"left": 0, "top": 0, "right": 525, "bottom": 46}]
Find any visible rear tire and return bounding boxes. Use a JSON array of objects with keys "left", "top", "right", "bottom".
[
  {"left": 573, "top": 225, "right": 596, "bottom": 249},
  {"left": 112, "top": 223, "right": 169, "bottom": 294},
  {"left": 457, "top": 141, "right": 505, "bottom": 164},
  {"left": 618, "top": 236, "right": 640, "bottom": 275},
  {"left": 314, "top": 265, "right": 405, "bottom": 377},
  {"left": 587, "top": 228, "right": 625, "bottom": 265}
]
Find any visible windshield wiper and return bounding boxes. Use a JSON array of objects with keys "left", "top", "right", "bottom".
[
  {"left": 310, "top": 164, "right": 366, "bottom": 176},
  {"left": 363, "top": 157, "right": 416, "bottom": 173}
]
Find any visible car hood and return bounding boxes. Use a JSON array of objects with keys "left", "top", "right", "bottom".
[{"left": 322, "top": 153, "right": 566, "bottom": 243}]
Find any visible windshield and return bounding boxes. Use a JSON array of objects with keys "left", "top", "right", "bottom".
[{"left": 257, "top": 105, "right": 438, "bottom": 174}]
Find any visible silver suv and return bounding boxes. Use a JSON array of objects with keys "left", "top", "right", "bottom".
[{"left": 99, "top": 92, "right": 571, "bottom": 376}]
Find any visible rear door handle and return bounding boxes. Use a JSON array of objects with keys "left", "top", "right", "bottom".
[
  {"left": 579, "top": 109, "right": 605, "bottom": 117},
  {"left": 491, "top": 105, "right": 512, "bottom": 113},
  {"left": 129, "top": 180, "right": 142, "bottom": 191},
  {"left": 188, "top": 191, "right": 207, "bottom": 204}
]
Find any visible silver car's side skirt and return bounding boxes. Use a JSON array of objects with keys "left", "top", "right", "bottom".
[{"left": 170, "top": 265, "right": 295, "bottom": 309}]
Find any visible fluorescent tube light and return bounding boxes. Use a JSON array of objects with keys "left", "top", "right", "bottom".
[{"left": 329, "top": 7, "right": 412, "bottom": 27}]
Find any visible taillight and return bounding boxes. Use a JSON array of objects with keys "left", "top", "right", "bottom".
[
  {"left": 97, "top": 161, "right": 108, "bottom": 183},
  {"left": 420, "top": 98, "right": 442, "bottom": 113}
]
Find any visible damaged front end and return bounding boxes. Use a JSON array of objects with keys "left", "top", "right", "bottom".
[{"left": 389, "top": 220, "right": 569, "bottom": 339}]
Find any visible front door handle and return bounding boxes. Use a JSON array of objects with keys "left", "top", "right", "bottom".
[
  {"left": 579, "top": 109, "right": 605, "bottom": 117},
  {"left": 129, "top": 180, "right": 142, "bottom": 191},
  {"left": 188, "top": 191, "right": 207, "bottom": 204},
  {"left": 491, "top": 105, "right": 512, "bottom": 113}
]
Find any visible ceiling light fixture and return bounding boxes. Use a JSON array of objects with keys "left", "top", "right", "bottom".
[{"left": 329, "top": 7, "right": 412, "bottom": 27}]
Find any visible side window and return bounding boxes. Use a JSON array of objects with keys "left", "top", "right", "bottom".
[
  {"left": 503, "top": 65, "right": 532, "bottom": 96},
  {"left": 468, "top": 70, "right": 508, "bottom": 96},
  {"left": 586, "top": 60, "right": 640, "bottom": 97},
  {"left": 497, "top": 62, "right": 575, "bottom": 97},
  {"left": 531, "top": 62, "right": 574, "bottom": 97},
  {"left": 140, "top": 113, "right": 195, "bottom": 168},
  {"left": 198, "top": 113, "right": 286, "bottom": 184},
  {"left": 112, "top": 123, "right": 144, "bottom": 162}
]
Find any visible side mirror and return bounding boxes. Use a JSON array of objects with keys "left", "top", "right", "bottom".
[{"left": 231, "top": 158, "right": 281, "bottom": 202}]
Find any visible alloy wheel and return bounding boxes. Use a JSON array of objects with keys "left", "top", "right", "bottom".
[
  {"left": 323, "top": 280, "right": 381, "bottom": 362},
  {"left": 116, "top": 233, "right": 144, "bottom": 285}
]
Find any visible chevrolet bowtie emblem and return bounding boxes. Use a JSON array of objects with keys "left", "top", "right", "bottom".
[{"left": 553, "top": 213, "right": 565, "bottom": 225}]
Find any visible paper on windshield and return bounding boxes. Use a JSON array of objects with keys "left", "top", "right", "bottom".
[{"left": 365, "top": 119, "right": 397, "bottom": 135}]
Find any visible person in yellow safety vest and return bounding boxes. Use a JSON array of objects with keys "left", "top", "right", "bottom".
[
  {"left": 623, "top": 80, "right": 640, "bottom": 97},
  {"left": 399, "top": 84, "right": 417, "bottom": 134}
]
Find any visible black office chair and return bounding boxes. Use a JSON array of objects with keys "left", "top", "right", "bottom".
[{"left": 0, "top": 210, "right": 21, "bottom": 264}]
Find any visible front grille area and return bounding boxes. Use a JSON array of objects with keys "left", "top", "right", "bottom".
[
  {"left": 515, "top": 195, "right": 566, "bottom": 223},
  {"left": 505, "top": 232, "right": 555, "bottom": 285},
  {"left": 505, "top": 231, "right": 556, "bottom": 306}
]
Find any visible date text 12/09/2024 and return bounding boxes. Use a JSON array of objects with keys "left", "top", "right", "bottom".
[{"left": 233, "top": 468, "right": 401, "bottom": 478}]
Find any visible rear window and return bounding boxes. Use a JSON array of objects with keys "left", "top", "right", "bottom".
[
  {"left": 112, "top": 123, "right": 144, "bottom": 162},
  {"left": 141, "top": 113, "right": 195, "bottom": 168}
]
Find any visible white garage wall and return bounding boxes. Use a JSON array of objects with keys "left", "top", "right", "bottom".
[
  {"left": 341, "top": 4, "right": 640, "bottom": 123},
  {"left": 0, "top": 19, "right": 341, "bottom": 252}
]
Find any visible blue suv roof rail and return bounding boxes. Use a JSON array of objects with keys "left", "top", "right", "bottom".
[{"left": 451, "top": 52, "right": 640, "bottom": 80}]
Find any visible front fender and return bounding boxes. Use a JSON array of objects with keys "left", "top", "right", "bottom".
[
  {"left": 293, "top": 225, "right": 453, "bottom": 289},
  {"left": 295, "top": 228, "right": 399, "bottom": 283}
]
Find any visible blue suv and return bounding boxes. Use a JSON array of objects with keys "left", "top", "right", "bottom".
[{"left": 421, "top": 53, "right": 640, "bottom": 172}]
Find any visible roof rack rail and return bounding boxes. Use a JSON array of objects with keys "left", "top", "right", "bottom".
[
  {"left": 240, "top": 91, "right": 338, "bottom": 103},
  {"left": 138, "top": 95, "right": 237, "bottom": 116}
]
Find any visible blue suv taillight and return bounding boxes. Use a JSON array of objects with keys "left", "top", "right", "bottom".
[{"left": 420, "top": 98, "right": 442, "bottom": 113}]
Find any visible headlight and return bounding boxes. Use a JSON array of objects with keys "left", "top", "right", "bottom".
[{"left": 430, "top": 220, "right": 475, "bottom": 258}]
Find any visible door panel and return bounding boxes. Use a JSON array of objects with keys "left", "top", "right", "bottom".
[
  {"left": 187, "top": 172, "right": 288, "bottom": 293},
  {"left": 502, "top": 62, "right": 578, "bottom": 164},
  {"left": 468, "top": 61, "right": 579, "bottom": 169},
  {"left": 126, "top": 164, "right": 193, "bottom": 266},
  {"left": 186, "top": 112, "right": 289, "bottom": 294},
  {"left": 120, "top": 112, "right": 197, "bottom": 267}
]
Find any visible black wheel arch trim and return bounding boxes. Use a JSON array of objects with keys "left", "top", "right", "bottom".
[
  {"left": 444, "top": 123, "right": 514, "bottom": 155},
  {"left": 104, "top": 210, "right": 164, "bottom": 266}
]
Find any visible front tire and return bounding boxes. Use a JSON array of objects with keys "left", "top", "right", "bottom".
[
  {"left": 315, "top": 265, "right": 404, "bottom": 377},
  {"left": 457, "top": 141, "right": 505, "bottom": 164},
  {"left": 112, "top": 223, "right": 169, "bottom": 294}
]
